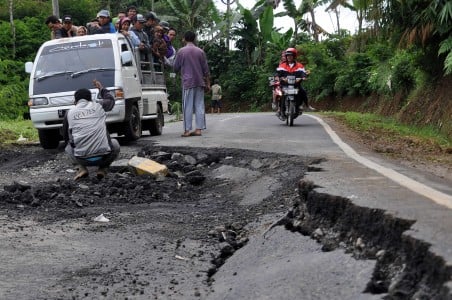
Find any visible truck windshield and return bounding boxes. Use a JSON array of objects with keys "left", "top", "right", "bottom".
[{"left": 32, "top": 39, "right": 115, "bottom": 95}]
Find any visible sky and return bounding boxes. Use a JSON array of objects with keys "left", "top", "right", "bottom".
[{"left": 214, "top": 0, "right": 358, "bottom": 36}]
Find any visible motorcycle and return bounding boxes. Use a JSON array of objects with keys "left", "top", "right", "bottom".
[
  {"left": 281, "top": 75, "right": 302, "bottom": 126},
  {"left": 270, "top": 75, "right": 302, "bottom": 126}
]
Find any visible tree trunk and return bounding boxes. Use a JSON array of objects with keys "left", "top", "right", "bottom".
[
  {"left": 9, "top": 0, "right": 15, "bottom": 59},
  {"left": 309, "top": 9, "right": 319, "bottom": 42},
  {"left": 335, "top": 7, "right": 340, "bottom": 33}
]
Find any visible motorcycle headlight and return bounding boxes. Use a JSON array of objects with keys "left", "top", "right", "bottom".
[{"left": 28, "top": 97, "right": 48, "bottom": 106}]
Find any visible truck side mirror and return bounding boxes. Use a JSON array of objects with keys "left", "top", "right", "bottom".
[
  {"left": 121, "top": 51, "right": 133, "bottom": 66},
  {"left": 25, "top": 62, "right": 33, "bottom": 74}
]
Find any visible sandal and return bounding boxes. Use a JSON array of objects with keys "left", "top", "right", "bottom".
[
  {"left": 181, "top": 132, "right": 191, "bottom": 137},
  {"left": 189, "top": 131, "right": 202, "bottom": 136}
]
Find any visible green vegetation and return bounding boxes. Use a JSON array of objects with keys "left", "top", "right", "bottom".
[
  {"left": 0, "top": 119, "right": 38, "bottom": 144},
  {"left": 323, "top": 111, "right": 452, "bottom": 149}
]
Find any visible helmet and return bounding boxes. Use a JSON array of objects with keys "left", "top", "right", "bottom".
[{"left": 285, "top": 47, "right": 297, "bottom": 58}]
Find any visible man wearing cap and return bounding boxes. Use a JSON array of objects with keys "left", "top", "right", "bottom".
[
  {"left": 62, "top": 15, "right": 78, "bottom": 37},
  {"left": 89, "top": 9, "right": 116, "bottom": 34},
  {"left": 144, "top": 12, "right": 158, "bottom": 44},
  {"left": 45, "top": 15, "right": 68, "bottom": 39},
  {"left": 62, "top": 80, "right": 119, "bottom": 180},
  {"left": 131, "top": 14, "right": 150, "bottom": 61}
]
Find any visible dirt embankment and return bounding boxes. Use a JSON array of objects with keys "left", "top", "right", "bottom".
[{"left": 315, "top": 75, "right": 452, "bottom": 140}]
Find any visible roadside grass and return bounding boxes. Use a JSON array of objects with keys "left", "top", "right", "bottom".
[
  {"left": 0, "top": 119, "right": 38, "bottom": 145},
  {"left": 321, "top": 111, "right": 452, "bottom": 153}
]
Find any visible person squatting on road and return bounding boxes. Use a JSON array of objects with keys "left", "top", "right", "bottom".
[
  {"left": 63, "top": 80, "right": 120, "bottom": 180},
  {"left": 173, "top": 31, "right": 210, "bottom": 137},
  {"left": 275, "top": 48, "right": 314, "bottom": 120}
]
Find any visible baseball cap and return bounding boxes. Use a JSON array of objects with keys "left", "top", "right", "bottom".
[
  {"left": 62, "top": 15, "right": 72, "bottom": 23},
  {"left": 159, "top": 21, "right": 169, "bottom": 30},
  {"left": 136, "top": 14, "right": 146, "bottom": 23},
  {"left": 145, "top": 11, "right": 157, "bottom": 20},
  {"left": 97, "top": 10, "right": 110, "bottom": 18}
]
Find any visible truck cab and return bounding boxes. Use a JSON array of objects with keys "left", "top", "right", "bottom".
[{"left": 25, "top": 33, "right": 168, "bottom": 149}]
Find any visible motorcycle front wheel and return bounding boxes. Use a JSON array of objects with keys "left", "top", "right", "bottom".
[{"left": 287, "top": 101, "right": 295, "bottom": 126}]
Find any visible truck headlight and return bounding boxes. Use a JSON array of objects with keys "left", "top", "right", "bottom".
[
  {"left": 28, "top": 97, "right": 49, "bottom": 106},
  {"left": 114, "top": 89, "right": 124, "bottom": 100}
]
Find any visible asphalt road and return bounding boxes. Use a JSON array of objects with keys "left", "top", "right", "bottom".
[
  {"left": 150, "top": 112, "right": 452, "bottom": 299},
  {"left": 1, "top": 112, "right": 450, "bottom": 299}
]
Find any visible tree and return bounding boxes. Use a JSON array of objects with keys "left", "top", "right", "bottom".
[
  {"left": 159, "top": 0, "right": 218, "bottom": 32},
  {"left": 277, "top": 0, "right": 327, "bottom": 42}
]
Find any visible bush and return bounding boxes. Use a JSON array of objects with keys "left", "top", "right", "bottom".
[
  {"left": 334, "top": 53, "right": 373, "bottom": 96},
  {"left": 368, "top": 62, "right": 392, "bottom": 95},
  {"left": 297, "top": 38, "right": 350, "bottom": 101},
  {"left": 389, "top": 49, "right": 420, "bottom": 93},
  {"left": 0, "top": 59, "right": 29, "bottom": 120}
]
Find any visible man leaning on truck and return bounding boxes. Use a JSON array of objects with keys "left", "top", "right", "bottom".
[{"left": 62, "top": 80, "right": 120, "bottom": 180}]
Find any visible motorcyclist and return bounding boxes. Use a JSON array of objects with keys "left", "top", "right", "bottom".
[{"left": 275, "top": 48, "right": 313, "bottom": 120}]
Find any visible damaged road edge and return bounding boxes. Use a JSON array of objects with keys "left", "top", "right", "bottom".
[{"left": 274, "top": 179, "right": 452, "bottom": 299}]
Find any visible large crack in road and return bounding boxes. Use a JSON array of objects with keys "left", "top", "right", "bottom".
[{"left": 0, "top": 144, "right": 450, "bottom": 299}]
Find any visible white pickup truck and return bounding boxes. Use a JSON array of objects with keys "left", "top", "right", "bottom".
[{"left": 25, "top": 33, "right": 168, "bottom": 149}]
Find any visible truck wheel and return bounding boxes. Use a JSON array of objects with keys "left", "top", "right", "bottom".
[
  {"left": 124, "top": 105, "right": 141, "bottom": 141},
  {"left": 38, "top": 129, "right": 61, "bottom": 149},
  {"left": 150, "top": 105, "right": 164, "bottom": 136}
]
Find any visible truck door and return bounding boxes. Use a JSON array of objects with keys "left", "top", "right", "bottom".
[{"left": 119, "top": 39, "right": 141, "bottom": 100}]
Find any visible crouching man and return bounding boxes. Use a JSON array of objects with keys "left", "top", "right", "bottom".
[{"left": 62, "top": 81, "right": 120, "bottom": 180}]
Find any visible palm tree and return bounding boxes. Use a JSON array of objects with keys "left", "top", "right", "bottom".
[
  {"left": 278, "top": 0, "right": 327, "bottom": 42},
  {"left": 325, "top": 0, "right": 354, "bottom": 33}
]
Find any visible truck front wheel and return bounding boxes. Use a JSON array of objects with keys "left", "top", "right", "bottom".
[
  {"left": 124, "top": 105, "right": 141, "bottom": 141},
  {"left": 38, "top": 129, "right": 61, "bottom": 149}
]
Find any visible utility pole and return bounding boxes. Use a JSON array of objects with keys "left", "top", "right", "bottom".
[{"left": 52, "top": 0, "right": 59, "bottom": 18}]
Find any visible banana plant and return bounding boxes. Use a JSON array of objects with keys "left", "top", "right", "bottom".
[{"left": 234, "top": 0, "right": 296, "bottom": 65}]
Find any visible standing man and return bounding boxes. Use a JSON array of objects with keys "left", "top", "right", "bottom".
[
  {"left": 211, "top": 79, "right": 222, "bottom": 114},
  {"left": 126, "top": 5, "right": 138, "bottom": 20},
  {"left": 173, "top": 31, "right": 210, "bottom": 137},
  {"left": 63, "top": 80, "right": 119, "bottom": 180},
  {"left": 131, "top": 14, "right": 150, "bottom": 61},
  {"left": 144, "top": 12, "right": 159, "bottom": 45}
]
